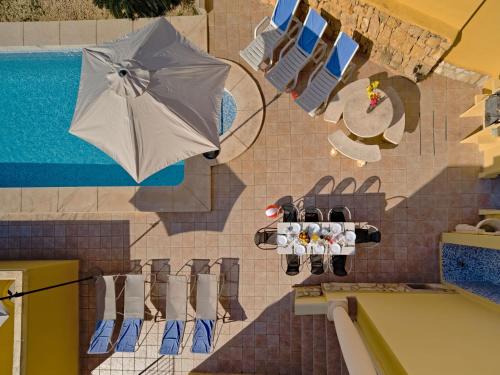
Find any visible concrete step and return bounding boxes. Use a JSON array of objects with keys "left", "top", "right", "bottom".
[{"left": 312, "top": 315, "right": 327, "bottom": 375}]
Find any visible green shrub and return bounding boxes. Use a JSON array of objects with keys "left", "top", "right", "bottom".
[{"left": 93, "top": 0, "right": 182, "bottom": 19}]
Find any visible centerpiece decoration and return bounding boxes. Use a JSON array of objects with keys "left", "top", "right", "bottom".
[{"left": 366, "top": 80, "right": 381, "bottom": 113}]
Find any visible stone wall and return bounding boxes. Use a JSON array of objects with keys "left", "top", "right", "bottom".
[{"left": 261, "top": 0, "right": 453, "bottom": 82}]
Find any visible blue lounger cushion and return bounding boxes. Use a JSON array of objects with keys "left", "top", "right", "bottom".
[
  {"left": 297, "top": 10, "right": 327, "bottom": 55},
  {"left": 88, "top": 319, "right": 115, "bottom": 354},
  {"left": 272, "top": 0, "right": 298, "bottom": 33},
  {"left": 191, "top": 319, "right": 215, "bottom": 354},
  {"left": 325, "top": 32, "right": 359, "bottom": 79},
  {"left": 116, "top": 318, "right": 143, "bottom": 352},
  {"left": 159, "top": 320, "right": 185, "bottom": 355}
]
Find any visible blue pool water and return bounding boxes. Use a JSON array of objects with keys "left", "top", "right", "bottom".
[
  {"left": 0, "top": 51, "right": 231, "bottom": 187},
  {"left": 442, "top": 243, "right": 500, "bottom": 304}
]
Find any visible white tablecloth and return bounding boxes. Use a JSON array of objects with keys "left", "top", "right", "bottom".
[{"left": 276, "top": 222, "right": 356, "bottom": 255}]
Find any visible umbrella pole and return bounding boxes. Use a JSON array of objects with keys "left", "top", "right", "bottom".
[{"left": 0, "top": 266, "right": 102, "bottom": 301}]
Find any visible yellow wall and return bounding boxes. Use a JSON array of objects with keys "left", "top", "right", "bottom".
[
  {"left": 364, "top": 0, "right": 499, "bottom": 78},
  {"left": 364, "top": 0, "right": 483, "bottom": 40},
  {"left": 0, "top": 260, "right": 79, "bottom": 375},
  {"left": 444, "top": 0, "right": 500, "bottom": 78},
  {"left": 0, "top": 280, "right": 14, "bottom": 375},
  {"left": 356, "top": 293, "right": 500, "bottom": 375}
]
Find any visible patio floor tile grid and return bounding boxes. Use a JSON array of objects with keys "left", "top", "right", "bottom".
[{"left": 0, "top": 0, "right": 499, "bottom": 374}]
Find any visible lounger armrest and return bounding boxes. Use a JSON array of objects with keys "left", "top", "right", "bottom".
[
  {"left": 307, "top": 61, "right": 324, "bottom": 87},
  {"left": 287, "top": 17, "right": 302, "bottom": 39},
  {"left": 279, "top": 37, "right": 296, "bottom": 61},
  {"left": 254, "top": 16, "right": 271, "bottom": 39},
  {"left": 312, "top": 40, "right": 327, "bottom": 64},
  {"left": 340, "top": 63, "right": 357, "bottom": 83}
]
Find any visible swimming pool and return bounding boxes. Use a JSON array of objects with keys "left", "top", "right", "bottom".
[
  {"left": 0, "top": 51, "right": 233, "bottom": 188},
  {"left": 218, "top": 91, "right": 237, "bottom": 135}
]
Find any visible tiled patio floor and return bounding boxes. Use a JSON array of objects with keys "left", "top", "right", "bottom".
[{"left": 0, "top": 0, "right": 499, "bottom": 374}]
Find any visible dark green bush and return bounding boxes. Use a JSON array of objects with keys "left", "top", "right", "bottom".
[{"left": 93, "top": 0, "right": 182, "bottom": 19}]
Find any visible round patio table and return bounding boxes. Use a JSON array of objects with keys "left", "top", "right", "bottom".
[{"left": 343, "top": 89, "right": 393, "bottom": 138}]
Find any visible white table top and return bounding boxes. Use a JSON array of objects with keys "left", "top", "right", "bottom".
[
  {"left": 276, "top": 222, "right": 356, "bottom": 255},
  {"left": 344, "top": 89, "right": 393, "bottom": 138}
]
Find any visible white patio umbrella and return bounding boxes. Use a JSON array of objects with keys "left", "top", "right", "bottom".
[{"left": 70, "top": 17, "right": 230, "bottom": 183}]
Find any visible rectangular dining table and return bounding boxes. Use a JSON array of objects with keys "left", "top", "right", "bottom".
[{"left": 276, "top": 222, "right": 356, "bottom": 255}]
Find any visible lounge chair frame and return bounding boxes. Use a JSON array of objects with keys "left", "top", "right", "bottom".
[{"left": 240, "top": 0, "right": 301, "bottom": 71}]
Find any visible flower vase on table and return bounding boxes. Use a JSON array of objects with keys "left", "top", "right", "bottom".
[{"left": 366, "top": 80, "right": 384, "bottom": 113}]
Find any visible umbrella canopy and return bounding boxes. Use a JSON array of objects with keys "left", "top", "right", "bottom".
[{"left": 70, "top": 18, "right": 230, "bottom": 183}]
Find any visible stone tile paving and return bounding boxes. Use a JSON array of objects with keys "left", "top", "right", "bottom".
[{"left": 0, "top": 0, "right": 499, "bottom": 374}]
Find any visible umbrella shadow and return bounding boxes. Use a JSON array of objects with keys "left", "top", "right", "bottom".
[{"left": 133, "top": 165, "right": 246, "bottom": 235}]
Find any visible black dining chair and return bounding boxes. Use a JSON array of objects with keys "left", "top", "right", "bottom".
[
  {"left": 331, "top": 255, "right": 348, "bottom": 277},
  {"left": 310, "top": 255, "right": 325, "bottom": 275},
  {"left": 328, "top": 206, "right": 352, "bottom": 222},
  {"left": 301, "top": 207, "right": 323, "bottom": 222},
  {"left": 254, "top": 228, "right": 278, "bottom": 250},
  {"left": 355, "top": 224, "right": 381, "bottom": 245},
  {"left": 282, "top": 203, "right": 299, "bottom": 222},
  {"left": 285, "top": 254, "right": 300, "bottom": 276}
]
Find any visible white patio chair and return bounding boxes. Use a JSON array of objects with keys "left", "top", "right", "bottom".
[{"left": 239, "top": 0, "right": 301, "bottom": 71}]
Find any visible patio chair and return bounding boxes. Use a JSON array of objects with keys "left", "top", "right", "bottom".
[
  {"left": 282, "top": 203, "right": 299, "bottom": 222},
  {"left": 254, "top": 227, "right": 278, "bottom": 250},
  {"left": 301, "top": 207, "right": 323, "bottom": 222},
  {"left": 239, "top": 0, "right": 301, "bottom": 71},
  {"left": 285, "top": 254, "right": 301, "bottom": 276},
  {"left": 355, "top": 224, "right": 381, "bottom": 245},
  {"left": 265, "top": 9, "right": 328, "bottom": 92},
  {"left": 310, "top": 254, "right": 325, "bottom": 275},
  {"left": 115, "top": 274, "right": 145, "bottom": 352},
  {"left": 328, "top": 206, "right": 352, "bottom": 222},
  {"left": 192, "top": 274, "right": 218, "bottom": 354},
  {"left": 159, "top": 275, "right": 188, "bottom": 355},
  {"left": 295, "top": 32, "right": 359, "bottom": 115},
  {"left": 331, "top": 255, "right": 348, "bottom": 277},
  {"left": 88, "top": 276, "right": 116, "bottom": 354}
]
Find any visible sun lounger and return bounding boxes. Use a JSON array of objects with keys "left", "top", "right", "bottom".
[
  {"left": 159, "top": 275, "right": 188, "bottom": 355},
  {"left": 295, "top": 32, "right": 359, "bottom": 115},
  {"left": 265, "top": 9, "right": 328, "bottom": 92},
  {"left": 88, "top": 276, "right": 116, "bottom": 354},
  {"left": 240, "top": 0, "right": 301, "bottom": 71},
  {"left": 192, "top": 274, "right": 218, "bottom": 354},
  {"left": 328, "top": 130, "right": 381, "bottom": 166},
  {"left": 116, "top": 274, "right": 145, "bottom": 353}
]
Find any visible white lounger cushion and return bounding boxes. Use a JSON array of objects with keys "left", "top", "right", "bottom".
[
  {"left": 124, "top": 274, "right": 145, "bottom": 319},
  {"left": 328, "top": 130, "right": 381, "bottom": 163},
  {"left": 95, "top": 276, "right": 116, "bottom": 321},
  {"left": 166, "top": 275, "right": 187, "bottom": 321},
  {"left": 196, "top": 274, "right": 218, "bottom": 321}
]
